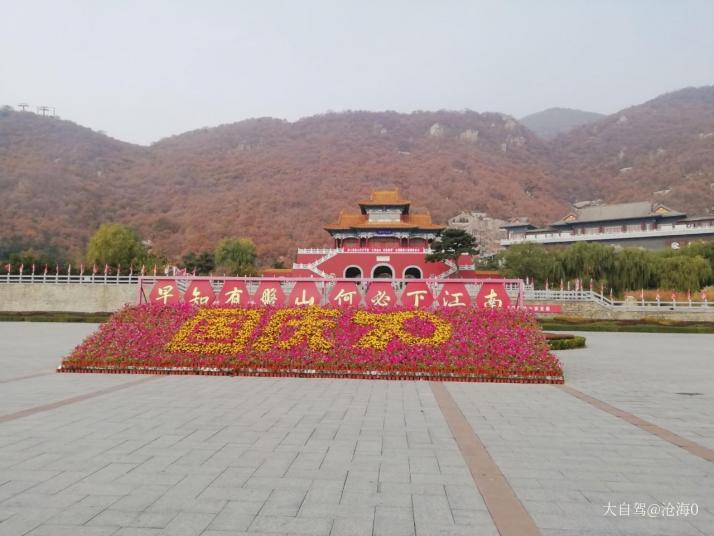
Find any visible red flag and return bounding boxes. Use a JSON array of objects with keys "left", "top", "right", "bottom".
[
  {"left": 702, "top": 290, "right": 707, "bottom": 301},
  {"left": 656, "top": 289, "right": 661, "bottom": 301},
  {"left": 104, "top": 264, "right": 109, "bottom": 275},
  {"left": 19, "top": 264, "right": 24, "bottom": 274},
  {"left": 93, "top": 263, "right": 98, "bottom": 275},
  {"left": 671, "top": 290, "right": 676, "bottom": 302}
]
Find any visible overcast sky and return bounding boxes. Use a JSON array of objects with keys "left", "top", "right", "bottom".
[{"left": 2, "top": 0, "right": 713, "bottom": 145}]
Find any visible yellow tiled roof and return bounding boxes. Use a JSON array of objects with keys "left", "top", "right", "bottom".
[
  {"left": 358, "top": 189, "right": 410, "bottom": 205},
  {"left": 324, "top": 210, "right": 445, "bottom": 231}
]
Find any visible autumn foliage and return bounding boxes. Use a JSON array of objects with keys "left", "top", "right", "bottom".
[{"left": 2, "top": 86, "right": 714, "bottom": 264}]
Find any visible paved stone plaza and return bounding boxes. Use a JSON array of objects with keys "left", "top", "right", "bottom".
[{"left": 0, "top": 323, "right": 712, "bottom": 535}]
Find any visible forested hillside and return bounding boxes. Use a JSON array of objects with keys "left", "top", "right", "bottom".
[{"left": 2, "top": 86, "right": 713, "bottom": 264}]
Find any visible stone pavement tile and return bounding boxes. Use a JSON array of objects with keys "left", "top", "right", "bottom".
[
  {"left": 110, "top": 487, "right": 170, "bottom": 512},
  {"left": 30, "top": 471, "right": 91, "bottom": 494},
  {"left": 373, "top": 506, "right": 414, "bottom": 536},
  {"left": 330, "top": 516, "right": 373, "bottom": 536},
  {"left": 612, "top": 515, "right": 709, "bottom": 536},
  {"left": 146, "top": 495, "right": 225, "bottom": 514},
  {"left": 86, "top": 509, "right": 139, "bottom": 527},
  {"left": 130, "top": 511, "right": 177, "bottom": 529},
  {"left": 447, "top": 381, "right": 714, "bottom": 536},
  {"left": 198, "top": 486, "right": 271, "bottom": 503},
  {"left": 26, "top": 526, "right": 118, "bottom": 536},
  {"left": 1, "top": 491, "right": 86, "bottom": 510},
  {"left": 260, "top": 489, "right": 308, "bottom": 517},
  {"left": 113, "top": 529, "right": 163, "bottom": 536},
  {"left": 342, "top": 471, "right": 377, "bottom": 494},
  {"left": 298, "top": 503, "right": 373, "bottom": 520},
  {"left": 208, "top": 505, "right": 255, "bottom": 531},
  {"left": 0, "top": 508, "right": 61, "bottom": 536},
  {"left": 243, "top": 477, "right": 314, "bottom": 492},
  {"left": 0, "top": 481, "right": 38, "bottom": 503},
  {"left": 208, "top": 467, "right": 256, "bottom": 489},
  {"left": 443, "top": 484, "right": 488, "bottom": 511},
  {"left": 300, "top": 481, "right": 344, "bottom": 506},
  {"left": 248, "top": 515, "right": 332, "bottom": 534},
  {"left": 45, "top": 505, "right": 107, "bottom": 526},
  {"left": 160, "top": 511, "right": 215, "bottom": 536},
  {"left": 340, "top": 490, "right": 412, "bottom": 508}
]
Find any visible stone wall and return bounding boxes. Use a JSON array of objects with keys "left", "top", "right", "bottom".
[
  {"left": 0, "top": 284, "right": 138, "bottom": 313},
  {"left": 527, "top": 299, "right": 714, "bottom": 322}
]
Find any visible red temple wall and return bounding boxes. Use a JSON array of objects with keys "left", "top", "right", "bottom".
[{"left": 311, "top": 251, "right": 451, "bottom": 278}]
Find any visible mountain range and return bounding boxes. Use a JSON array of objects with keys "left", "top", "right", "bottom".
[{"left": 1, "top": 86, "right": 713, "bottom": 263}]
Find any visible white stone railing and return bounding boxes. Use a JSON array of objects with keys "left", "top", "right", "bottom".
[{"left": 502, "top": 223, "right": 714, "bottom": 246}]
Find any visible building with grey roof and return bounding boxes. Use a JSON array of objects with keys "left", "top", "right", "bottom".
[{"left": 500, "top": 201, "right": 714, "bottom": 250}]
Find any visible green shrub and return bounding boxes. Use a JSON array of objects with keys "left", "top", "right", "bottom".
[{"left": 547, "top": 335, "right": 586, "bottom": 350}]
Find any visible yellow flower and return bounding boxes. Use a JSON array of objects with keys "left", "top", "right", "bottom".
[
  {"left": 352, "top": 310, "right": 452, "bottom": 351},
  {"left": 166, "top": 308, "right": 262, "bottom": 354}
]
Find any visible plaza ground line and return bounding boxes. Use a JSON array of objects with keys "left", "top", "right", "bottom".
[
  {"left": 430, "top": 381, "right": 541, "bottom": 536},
  {"left": 559, "top": 385, "right": 714, "bottom": 463},
  {"left": 0, "top": 372, "right": 54, "bottom": 384},
  {"left": 0, "top": 376, "right": 161, "bottom": 424}
]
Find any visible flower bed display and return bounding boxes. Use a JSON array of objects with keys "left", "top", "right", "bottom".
[{"left": 58, "top": 304, "right": 564, "bottom": 383}]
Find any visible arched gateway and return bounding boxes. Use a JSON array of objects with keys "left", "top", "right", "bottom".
[{"left": 288, "top": 189, "right": 482, "bottom": 280}]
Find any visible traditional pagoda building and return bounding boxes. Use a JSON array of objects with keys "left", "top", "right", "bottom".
[
  {"left": 325, "top": 190, "right": 445, "bottom": 249},
  {"left": 289, "top": 189, "right": 482, "bottom": 279}
]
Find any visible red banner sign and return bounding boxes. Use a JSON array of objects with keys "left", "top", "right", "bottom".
[
  {"left": 217, "top": 281, "right": 250, "bottom": 306},
  {"left": 476, "top": 283, "right": 510, "bottom": 309},
  {"left": 328, "top": 282, "right": 362, "bottom": 307},
  {"left": 149, "top": 280, "right": 180, "bottom": 305},
  {"left": 436, "top": 282, "right": 471, "bottom": 308},
  {"left": 288, "top": 282, "right": 322, "bottom": 306},
  {"left": 365, "top": 282, "right": 397, "bottom": 307},
  {"left": 402, "top": 282, "right": 434, "bottom": 308}
]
